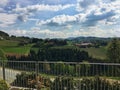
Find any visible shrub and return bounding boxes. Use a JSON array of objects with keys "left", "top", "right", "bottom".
[{"left": 0, "top": 80, "right": 9, "bottom": 90}]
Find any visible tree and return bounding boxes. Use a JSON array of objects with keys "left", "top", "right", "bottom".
[
  {"left": 107, "top": 38, "right": 120, "bottom": 63},
  {"left": 29, "top": 50, "right": 37, "bottom": 60},
  {"left": 0, "top": 49, "right": 7, "bottom": 60}
]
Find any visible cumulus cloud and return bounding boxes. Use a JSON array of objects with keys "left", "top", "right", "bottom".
[
  {"left": 67, "top": 27, "right": 120, "bottom": 37},
  {"left": 30, "top": 28, "right": 66, "bottom": 38},
  {"left": 37, "top": 14, "right": 75, "bottom": 26},
  {"left": 6, "top": 28, "right": 66, "bottom": 38},
  {"left": 0, "top": 13, "right": 18, "bottom": 27},
  {"left": 65, "top": 25, "right": 72, "bottom": 29},
  {"left": 12, "top": 4, "right": 74, "bottom": 22},
  {"left": 37, "top": 0, "right": 120, "bottom": 27},
  {"left": 1, "top": 0, "right": 120, "bottom": 38},
  {"left": 0, "top": 0, "right": 8, "bottom": 6},
  {"left": 76, "top": 0, "right": 120, "bottom": 26},
  {"left": 13, "top": 4, "right": 74, "bottom": 13},
  {"left": 5, "top": 27, "right": 120, "bottom": 38},
  {"left": 37, "top": 14, "right": 86, "bottom": 26}
]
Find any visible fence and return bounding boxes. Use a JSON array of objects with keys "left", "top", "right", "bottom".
[{"left": 0, "top": 60, "right": 120, "bottom": 90}]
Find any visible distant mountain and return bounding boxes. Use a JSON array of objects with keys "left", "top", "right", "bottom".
[{"left": 67, "top": 36, "right": 114, "bottom": 43}]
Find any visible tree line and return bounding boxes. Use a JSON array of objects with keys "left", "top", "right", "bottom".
[{"left": 7, "top": 48, "right": 90, "bottom": 62}]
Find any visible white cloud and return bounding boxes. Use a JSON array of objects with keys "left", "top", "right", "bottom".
[
  {"left": 75, "top": 0, "right": 120, "bottom": 26},
  {"left": 0, "top": 13, "right": 18, "bottom": 27},
  {"left": 0, "top": 0, "right": 8, "bottom": 6},
  {"left": 13, "top": 4, "right": 74, "bottom": 13},
  {"left": 12, "top": 4, "right": 75, "bottom": 22},
  {"left": 65, "top": 25, "right": 72, "bottom": 29},
  {"left": 6, "top": 28, "right": 66, "bottom": 38},
  {"left": 1, "top": 0, "right": 120, "bottom": 38},
  {"left": 7, "top": 29, "right": 27, "bottom": 36},
  {"left": 37, "top": 0, "right": 120, "bottom": 27},
  {"left": 67, "top": 27, "right": 120, "bottom": 37},
  {"left": 3, "top": 27, "right": 120, "bottom": 38},
  {"left": 38, "top": 14, "right": 76, "bottom": 25},
  {"left": 30, "top": 28, "right": 66, "bottom": 38},
  {"left": 37, "top": 14, "right": 87, "bottom": 26}
]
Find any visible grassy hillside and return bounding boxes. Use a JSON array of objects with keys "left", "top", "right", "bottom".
[
  {"left": 0, "top": 40, "right": 33, "bottom": 55},
  {"left": 81, "top": 46, "right": 107, "bottom": 59},
  {"left": 0, "top": 40, "right": 18, "bottom": 47},
  {"left": 0, "top": 39, "right": 107, "bottom": 60}
]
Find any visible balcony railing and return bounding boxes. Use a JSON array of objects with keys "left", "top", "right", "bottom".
[{"left": 0, "top": 60, "right": 120, "bottom": 90}]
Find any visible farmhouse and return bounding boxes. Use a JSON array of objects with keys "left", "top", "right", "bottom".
[{"left": 75, "top": 43, "right": 93, "bottom": 48}]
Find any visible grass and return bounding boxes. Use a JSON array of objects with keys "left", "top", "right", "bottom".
[
  {"left": 81, "top": 46, "right": 107, "bottom": 59},
  {"left": 0, "top": 40, "right": 19, "bottom": 47},
  {"left": 3, "top": 44, "right": 33, "bottom": 55},
  {"left": 108, "top": 77, "right": 120, "bottom": 80},
  {"left": 30, "top": 47, "right": 39, "bottom": 53},
  {"left": 2, "top": 46, "right": 32, "bottom": 55},
  {"left": 0, "top": 40, "right": 33, "bottom": 55},
  {"left": 0, "top": 40, "right": 107, "bottom": 59}
]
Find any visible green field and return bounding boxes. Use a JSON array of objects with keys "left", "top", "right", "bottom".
[
  {"left": 0, "top": 40, "right": 107, "bottom": 59},
  {"left": 2, "top": 45, "right": 32, "bottom": 55},
  {"left": 81, "top": 46, "right": 107, "bottom": 59},
  {"left": 0, "top": 40, "right": 19, "bottom": 47},
  {"left": 0, "top": 40, "right": 33, "bottom": 55}
]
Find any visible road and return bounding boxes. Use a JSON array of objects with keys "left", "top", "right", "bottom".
[
  {"left": 0, "top": 67, "right": 21, "bottom": 84},
  {"left": 0, "top": 67, "right": 37, "bottom": 90}
]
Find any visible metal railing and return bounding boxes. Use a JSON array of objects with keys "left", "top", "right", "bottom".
[{"left": 0, "top": 60, "right": 120, "bottom": 90}]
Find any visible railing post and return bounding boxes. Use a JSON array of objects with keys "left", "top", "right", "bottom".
[
  {"left": 2, "top": 60, "right": 5, "bottom": 80},
  {"left": 35, "top": 61, "right": 39, "bottom": 90},
  {"left": 35, "top": 61, "right": 39, "bottom": 78}
]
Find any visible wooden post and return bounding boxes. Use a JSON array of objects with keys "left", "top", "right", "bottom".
[{"left": 2, "top": 60, "right": 5, "bottom": 80}]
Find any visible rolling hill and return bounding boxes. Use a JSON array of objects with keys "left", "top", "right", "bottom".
[{"left": 0, "top": 30, "right": 112, "bottom": 60}]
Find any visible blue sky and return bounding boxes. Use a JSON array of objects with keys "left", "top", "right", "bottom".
[{"left": 0, "top": 0, "right": 120, "bottom": 38}]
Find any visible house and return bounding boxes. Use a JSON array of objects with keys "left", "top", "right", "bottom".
[{"left": 75, "top": 43, "right": 93, "bottom": 48}]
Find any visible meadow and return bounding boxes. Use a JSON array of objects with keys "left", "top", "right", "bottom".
[
  {"left": 0, "top": 39, "right": 107, "bottom": 60},
  {"left": 0, "top": 40, "right": 33, "bottom": 55}
]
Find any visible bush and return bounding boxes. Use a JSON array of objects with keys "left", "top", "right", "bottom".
[
  {"left": 51, "top": 76, "right": 120, "bottom": 90},
  {"left": 11, "top": 72, "right": 51, "bottom": 89},
  {"left": 0, "top": 80, "right": 9, "bottom": 90}
]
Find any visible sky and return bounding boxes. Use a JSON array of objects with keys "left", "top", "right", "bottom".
[{"left": 0, "top": 0, "right": 120, "bottom": 38}]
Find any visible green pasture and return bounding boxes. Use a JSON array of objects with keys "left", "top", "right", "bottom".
[
  {"left": 81, "top": 46, "right": 107, "bottom": 59},
  {"left": 0, "top": 40, "right": 33, "bottom": 55},
  {"left": 0, "top": 40, "right": 107, "bottom": 59}
]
